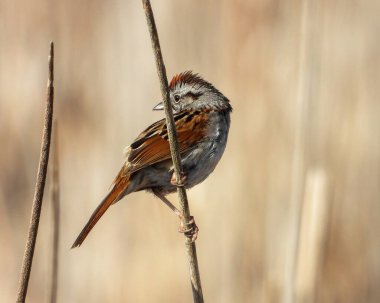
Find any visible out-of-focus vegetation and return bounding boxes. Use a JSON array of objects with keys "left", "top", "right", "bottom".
[{"left": 0, "top": 1, "right": 379, "bottom": 302}]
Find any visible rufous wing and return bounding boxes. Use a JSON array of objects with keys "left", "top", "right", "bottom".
[{"left": 127, "top": 110, "right": 209, "bottom": 173}]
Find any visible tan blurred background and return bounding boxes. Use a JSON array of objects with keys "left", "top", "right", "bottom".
[{"left": 1, "top": 0, "right": 379, "bottom": 302}]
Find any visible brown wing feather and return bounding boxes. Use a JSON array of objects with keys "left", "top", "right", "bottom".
[{"left": 127, "top": 110, "right": 209, "bottom": 173}]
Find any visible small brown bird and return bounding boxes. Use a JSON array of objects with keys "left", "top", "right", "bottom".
[{"left": 72, "top": 71, "right": 232, "bottom": 248}]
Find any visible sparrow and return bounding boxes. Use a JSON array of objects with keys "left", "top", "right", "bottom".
[{"left": 72, "top": 71, "right": 232, "bottom": 248}]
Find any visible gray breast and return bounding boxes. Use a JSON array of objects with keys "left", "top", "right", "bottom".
[{"left": 182, "top": 111, "right": 231, "bottom": 188}]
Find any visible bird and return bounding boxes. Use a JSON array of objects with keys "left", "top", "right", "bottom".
[{"left": 72, "top": 71, "right": 232, "bottom": 248}]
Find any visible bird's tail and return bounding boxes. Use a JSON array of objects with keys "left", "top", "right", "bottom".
[{"left": 71, "top": 171, "right": 130, "bottom": 248}]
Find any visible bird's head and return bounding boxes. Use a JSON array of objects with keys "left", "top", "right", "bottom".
[{"left": 153, "top": 71, "right": 232, "bottom": 114}]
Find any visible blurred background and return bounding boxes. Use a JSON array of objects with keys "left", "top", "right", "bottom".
[{"left": 0, "top": 0, "right": 379, "bottom": 302}]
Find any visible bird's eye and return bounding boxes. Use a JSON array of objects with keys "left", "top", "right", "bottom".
[{"left": 174, "top": 95, "right": 180, "bottom": 103}]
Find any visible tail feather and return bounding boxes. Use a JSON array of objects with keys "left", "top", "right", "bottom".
[{"left": 71, "top": 177, "right": 129, "bottom": 248}]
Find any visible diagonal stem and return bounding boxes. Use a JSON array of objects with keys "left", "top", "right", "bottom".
[
  {"left": 16, "top": 42, "right": 55, "bottom": 303},
  {"left": 141, "top": 1, "right": 204, "bottom": 302}
]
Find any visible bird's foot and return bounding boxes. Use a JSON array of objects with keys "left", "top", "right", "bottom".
[
  {"left": 178, "top": 216, "right": 199, "bottom": 242},
  {"left": 171, "top": 172, "right": 187, "bottom": 187}
]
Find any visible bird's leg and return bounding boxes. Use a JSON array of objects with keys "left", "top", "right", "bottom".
[
  {"left": 170, "top": 171, "right": 187, "bottom": 187},
  {"left": 153, "top": 190, "right": 199, "bottom": 242},
  {"left": 153, "top": 190, "right": 182, "bottom": 219}
]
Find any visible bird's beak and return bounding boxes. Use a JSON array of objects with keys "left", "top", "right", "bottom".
[{"left": 152, "top": 101, "right": 164, "bottom": 111}]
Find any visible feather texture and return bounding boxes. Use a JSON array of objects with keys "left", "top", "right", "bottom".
[{"left": 127, "top": 110, "right": 209, "bottom": 173}]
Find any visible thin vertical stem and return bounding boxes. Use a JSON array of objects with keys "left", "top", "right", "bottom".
[
  {"left": 295, "top": 168, "right": 329, "bottom": 303},
  {"left": 285, "top": 0, "right": 312, "bottom": 302},
  {"left": 16, "top": 42, "right": 55, "bottom": 303},
  {"left": 141, "top": 1, "right": 204, "bottom": 302},
  {"left": 49, "top": 121, "right": 60, "bottom": 303}
]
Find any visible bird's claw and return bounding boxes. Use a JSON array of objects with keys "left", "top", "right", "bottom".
[
  {"left": 178, "top": 216, "right": 199, "bottom": 242},
  {"left": 171, "top": 172, "right": 187, "bottom": 187}
]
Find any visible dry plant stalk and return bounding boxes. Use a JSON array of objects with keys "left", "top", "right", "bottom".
[
  {"left": 16, "top": 42, "right": 55, "bottom": 303},
  {"left": 295, "top": 169, "right": 329, "bottom": 303},
  {"left": 141, "top": 1, "right": 204, "bottom": 302},
  {"left": 49, "top": 121, "right": 60, "bottom": 303},
  {"left": 284, "top": 0, "right": 313, "bottom": 301}
]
